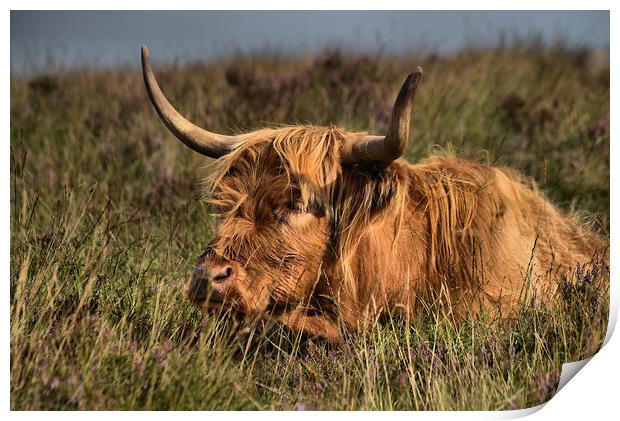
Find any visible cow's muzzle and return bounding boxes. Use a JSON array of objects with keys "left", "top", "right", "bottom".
[{"left": 187, "top": 253, "right": 236, "bottom": 305}]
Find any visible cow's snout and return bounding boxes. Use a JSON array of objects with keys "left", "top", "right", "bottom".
[
  {"left": 187, "top": 254, "right": 236, "bottom": 305},
  {"left": 210, "top": 265, "right": 235, "bottom": 284}
]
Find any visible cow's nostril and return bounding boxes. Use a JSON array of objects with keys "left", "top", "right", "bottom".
[{"left": 211, "top": 266, "right": 234, "bottom": 284}]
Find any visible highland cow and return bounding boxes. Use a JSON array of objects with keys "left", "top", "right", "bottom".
[{"left": 141, "top": 46, "right": 604, "bottom": 343}]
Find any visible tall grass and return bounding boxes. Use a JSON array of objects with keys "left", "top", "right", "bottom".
[{"left": 10, "top": 43, "right": 609, "bottom": 410}]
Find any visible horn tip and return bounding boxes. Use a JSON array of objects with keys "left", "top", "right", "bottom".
[
  {"left": 404, "top": 66, "right": 423, "bottom": 87},
  {"left": 141, "top": 45, "right": 150, "bottom": 61},
  {"left": 411, "top": 66, "right": 423, "bottom": 81}
]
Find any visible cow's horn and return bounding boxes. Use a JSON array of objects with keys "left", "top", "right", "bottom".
[
  {"left": 141, "top": 45, "right": 236, "bottom": 158},
  {"left": 341, "top": 67, "right": 423, "bottom": 164}
]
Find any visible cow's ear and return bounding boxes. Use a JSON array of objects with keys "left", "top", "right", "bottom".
[
  {"left": 330, "top": 163, "right": 407, "bottom": 254},
  {"left": 337, "top": 163, "right": 407, "bottom": 217}
]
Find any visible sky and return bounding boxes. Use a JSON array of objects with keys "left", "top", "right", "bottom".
[{"left": 10, "top": 10, "right": 610, "bottom": 74}]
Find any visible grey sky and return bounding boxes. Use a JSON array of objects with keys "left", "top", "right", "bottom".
[{"left": 11, "top": 10, "right": 610, "bottom": 74}]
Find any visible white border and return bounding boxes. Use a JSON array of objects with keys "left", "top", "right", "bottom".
[{"left": 4, "top": 2, "right": 617, "bottom": 419}]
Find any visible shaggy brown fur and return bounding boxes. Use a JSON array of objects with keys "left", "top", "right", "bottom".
[{"left": 189, "top": 125, "right": 604, "bottom": 343}]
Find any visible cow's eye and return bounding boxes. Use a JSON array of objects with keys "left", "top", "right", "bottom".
[
  {"left": 274, "top": 201, "right": 305, "bottom": 223},
  {"left": 287, "top": 201, "right": 305, "bottom": 213}
]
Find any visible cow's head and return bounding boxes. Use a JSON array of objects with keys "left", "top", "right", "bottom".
[{"left": 141, "top": 46, "right": 421, "bottom": 324}]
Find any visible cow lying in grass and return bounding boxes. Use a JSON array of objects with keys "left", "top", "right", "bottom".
[{"left": 141, "top": 46, "right": 604, "bottom": 343}]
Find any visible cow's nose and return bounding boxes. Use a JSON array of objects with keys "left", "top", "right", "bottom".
[
  {"left": 187, "top": 260, "right": 235, "bottom": 305},
  {"left": 210, "top": 265, "right": 234, "bottom": 284},
  {"left": 187, "top": 267, "right": 209, "bottom": 303}
]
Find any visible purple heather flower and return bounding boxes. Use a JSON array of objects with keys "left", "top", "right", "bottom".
[
  {"left": 164, "top": 340, "right": 173, "bottom": 352},
  {"left": 587, "top": 119, "right": 610, "bottom": 140},
  {"left": 376, "top": 103, "right": 393, "bottom": 132},
  {"left": 310, "top": 383, "right": 319, "bottom": 394},
  {"left": 296, "top": 403, "right": 306, "bottom": 411},
  {"left": 398, "top": 371, "right": 408, "bottom": 386},
  {"left": 152, "top": 134, "right": 164, "bottom": 146},
  {"left": 536, "top": 371, "right": 560, "bottom": 404}
]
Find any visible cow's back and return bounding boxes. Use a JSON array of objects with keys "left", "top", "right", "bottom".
[{"left": 402, "top": 156, "right": 604, "bottom": 316}]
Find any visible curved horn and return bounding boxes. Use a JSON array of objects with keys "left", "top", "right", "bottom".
[
  {"left": 341, "top": 67, "right": 423, "bottom": 164},
  {"left": 141, "top": 45, "right": 235, "bottom": 158}
]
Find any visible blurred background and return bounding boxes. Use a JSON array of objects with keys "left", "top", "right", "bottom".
[{"left": 11, "top": 10, "right": 609, "bottom": 74}]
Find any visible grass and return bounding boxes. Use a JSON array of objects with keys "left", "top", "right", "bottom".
[{"left": 10, "top": 41, "right": 609, "bottom": 410}]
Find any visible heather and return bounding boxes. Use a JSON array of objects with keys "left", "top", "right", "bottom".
[{"left": 10, "top": 42, "right": 609, "bottom": 410}]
